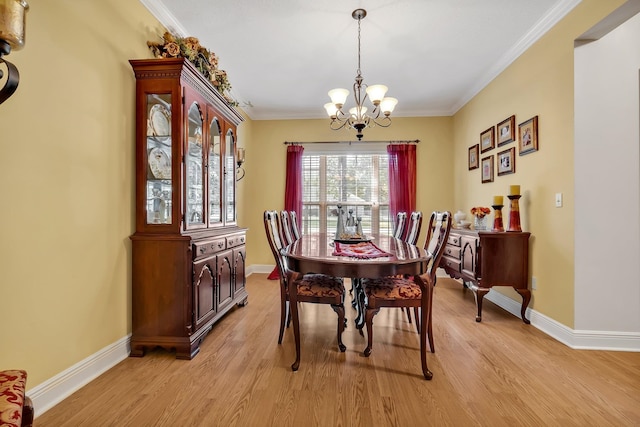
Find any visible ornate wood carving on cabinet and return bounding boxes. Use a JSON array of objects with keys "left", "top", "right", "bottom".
[
  {"left": 440, "top": 229, "right": 531, "bottom": 324},
  {"left": 129, "top": 58, "right": 247, "bottom": 359}
]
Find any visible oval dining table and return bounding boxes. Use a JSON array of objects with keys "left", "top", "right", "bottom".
[{"left": 281, "top": 233, "right": 433, "bottom": 374}]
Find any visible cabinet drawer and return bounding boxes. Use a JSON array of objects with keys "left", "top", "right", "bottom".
[
  {"left": 227, "top": 234, "right": 246, "bottom": 248},
  {"left": 444, "top": 245, "right": 461, "bottom": 259},
  {"left": 441, "top": 256, "right": 461, "bottom": 272},
  {"left": 193, "top": 238, "right": 226, "bottom": 259},
  {"left": 447, "top": 235, "right": 461, "bottom": 247}
]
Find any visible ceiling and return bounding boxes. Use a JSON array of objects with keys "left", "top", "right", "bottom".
[{"left": 141, "top": 0, "right": 579, "bottom": 120}]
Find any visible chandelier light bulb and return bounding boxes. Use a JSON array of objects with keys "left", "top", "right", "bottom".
[
  {"left": 365, "top": 84, "right": 388, "bottom": 104},
  {"left": 328, "top": 88, "right": 349, "bottom": 107},
  {"left": 349, "top": 106, "right": 367, "bottom": 117},
  {"left": 324, "top": 102, "right": 338, "bottom": 118},
  {"left": 380, "top": 97, "right": 398, "bottom": 115}
]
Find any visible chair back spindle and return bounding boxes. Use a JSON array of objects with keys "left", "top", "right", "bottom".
[
  {"left": 289, "top": 210, "right": 301, "bottom": 240},
  {"left": 392, "top": 212, "right": 407, "bottom": 239},
  {"left": 405, "top": 211, "right": 423, "bottom": 245},
  {"left": 423, "top": 211, "right": 452, "bottom": 284},
  {"left": 279, "top": 210, "right": 295, "bottom": 246}
]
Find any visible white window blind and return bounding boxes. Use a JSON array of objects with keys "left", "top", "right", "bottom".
[{"left": 301, "top": 149, "right": 392, "bottom": 236}]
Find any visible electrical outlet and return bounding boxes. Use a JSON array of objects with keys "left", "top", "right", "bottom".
[
  {"left": 555, "top": 193, "right": 563, "bottom": 207},
  {"left": 531, "top": 277, "right": 537, "bottom": 290}
]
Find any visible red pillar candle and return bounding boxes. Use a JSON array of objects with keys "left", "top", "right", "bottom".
[
  {"left": 492, "top": 205, "right": 504, "bottom": 232},
  {"left": 507, "top": 195, "right": 522, "bottom": 232}
]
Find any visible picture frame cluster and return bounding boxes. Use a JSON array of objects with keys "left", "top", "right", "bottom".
[{"left": 469, "top": 115, "right": 538, "bottom": 183}]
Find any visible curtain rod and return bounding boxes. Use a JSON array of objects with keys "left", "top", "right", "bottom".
[{"left": 283, "top": 140, "right": 419, "bottom": 145}]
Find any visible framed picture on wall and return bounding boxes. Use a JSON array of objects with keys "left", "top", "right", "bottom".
[
  {"left": 480, "top": 127, "right": 495, "bottom": 153},
  {"left": 468, "top": 144, "right": 479, "bottom": 170},
  {"left": 481, "top": 156, "right": 494, "bottom": 183},
  {"left": 497, "top": 147, "right": 516, "bottom": 176},
  {"left": 519, "top": 115, "right": 539, "bottom": 155},
  {"left": 497, "top": 115, "right": 516, "bottom": 146}
]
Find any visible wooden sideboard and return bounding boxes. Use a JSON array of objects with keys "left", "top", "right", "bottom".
[{"left": 439, "top": 229, "right": 531, "bottom": 323}]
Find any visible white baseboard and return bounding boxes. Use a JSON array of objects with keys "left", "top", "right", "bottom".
[
  {"left": 247, "top": 264, "right": 276, "bottom": 276},
  {"left": 485, "top": 290, "right": 640, "bottom": 351},
  {"left": 28, "top": 335, "right": 131, "bottom": 418}
]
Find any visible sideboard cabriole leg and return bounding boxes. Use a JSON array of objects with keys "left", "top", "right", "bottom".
[
  {"left": 516, "top": 288, "right": 531, "bottom": 324},
  {"left": 470, "top": 284, "right": 490, "bottom": 322}
]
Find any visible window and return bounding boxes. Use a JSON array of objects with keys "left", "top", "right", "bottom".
[{"left": 301, "top": 153, "right": 392, "bottom": 236}]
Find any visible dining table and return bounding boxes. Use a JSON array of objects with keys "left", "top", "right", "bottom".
[{"left": 281, "top": 232, "right": 432, "bottom": 371}]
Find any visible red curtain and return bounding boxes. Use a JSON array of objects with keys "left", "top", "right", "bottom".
[
  {"left": 269, "top": 144, "right": 305, "bottom": 280},
  {"left": 284, "top": 145, "right": 304, "bottom": 218},
  {"left": 387, "top": 144, "right": 417, "bottom": 237}
]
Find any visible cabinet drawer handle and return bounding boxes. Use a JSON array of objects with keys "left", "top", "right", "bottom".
[
  {"left": 240, "top": 237, "right": 245, "bottom": 243},
  {"left": 199, "top": 247, "right": 206, "bottom": 253},
  {"left": 218, "top": 242, "right": 224, "bottom": 248}
]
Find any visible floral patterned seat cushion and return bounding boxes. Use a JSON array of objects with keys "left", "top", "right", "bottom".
[
  {"left": 297, "top": 274, "right": 344, "bottom": 297},
  {"left": 0, "top": 370, "right": 27, "bottom": 427},
  {"left": 362, "top": 277, "right": 422, "bottom": 300}
]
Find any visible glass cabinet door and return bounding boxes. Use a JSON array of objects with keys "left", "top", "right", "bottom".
[
  {"left": 224, "top": 128, "right": 236, "bottom": 223},
  {"left": 208, "top": 118, "right": 222, "bottom": 225},
  {"left": 186, "top": 102, "right": 205, "bottom": 227},
  {"left": 145, "top": 93, "right": 173, "bottom": 225}
]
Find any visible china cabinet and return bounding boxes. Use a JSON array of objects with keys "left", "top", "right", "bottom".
[
  {"left": 129, "top": 58, "right": 247, "bottom": 359},
  {"left": 439, "top": 229, "right": 530, "bottom": 324}
]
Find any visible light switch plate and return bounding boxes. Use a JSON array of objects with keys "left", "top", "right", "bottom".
[{"left": 555, "top": 193, "right": 563, "bottom": 207}]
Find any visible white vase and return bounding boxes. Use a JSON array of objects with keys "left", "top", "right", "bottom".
[{"left": 454, "top": 210, "right": 467, "bottom": 224}]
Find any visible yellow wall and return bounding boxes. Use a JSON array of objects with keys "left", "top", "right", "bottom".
[
  {"left": 0, "top": 0, "right": 163, "bottom": 387},
  {"left": 452, "top": 0, "right": 624, "bottom": 327},
  {"left": 241, "top": 116, "right": 454, "bottom": 266}
]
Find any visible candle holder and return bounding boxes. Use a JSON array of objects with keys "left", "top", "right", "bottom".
[
  {"left": 492, "top": 205, "right": 504, "bottom": 232},
  {"left": 507, "top": 195, "right": 522, "bottom": 232}
]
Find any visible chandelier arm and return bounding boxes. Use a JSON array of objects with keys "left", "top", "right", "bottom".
[
  {"left": 330, "top": 118, "right": 350, "bottom": 130},
  {"left": 372, "top": 116, "right": 392, "bottom": 128}
]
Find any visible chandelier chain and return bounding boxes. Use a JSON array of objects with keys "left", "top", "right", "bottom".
[{"left": 356, "top": 14, "right": 362, "bottom": 77}]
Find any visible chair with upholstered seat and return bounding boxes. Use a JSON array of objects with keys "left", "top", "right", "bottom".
[
  {"left": 360, "top": 211, "right": 451, "bottom": 380},
  {"left": 392, "top": 211, "right": 407, "bottom": 239},
  {"left": 264, "top": 211, "right": 346, "bottom": 355}
]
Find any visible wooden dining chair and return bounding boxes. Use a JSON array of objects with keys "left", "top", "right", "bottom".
[
  {"left": 289, "top": 210, "right": 301, "bottom": 240},
  {"left": 392, "top": 211, "right": 407, "bottom": 239},
  {"left": 263, "top": 211, "right": 346, "bottom": 357},
  {"left": 360, "top": 211, "right": 451, "bottom": 380}
]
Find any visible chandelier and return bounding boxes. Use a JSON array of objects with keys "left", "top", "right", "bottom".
[{"left": 324, "top": 9, "right": 397, "bottom": 141}]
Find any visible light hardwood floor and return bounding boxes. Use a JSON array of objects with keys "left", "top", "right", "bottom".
[{"left": 36, "top": 275, "right": 640, "bottom": 426}]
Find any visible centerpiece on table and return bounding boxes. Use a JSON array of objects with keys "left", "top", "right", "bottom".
[
  {"left": 147, "top": 31, "right": 237, "bottom": 106},
  {"left": 470, "top": 206, "right": 491, "bottom": 230}
]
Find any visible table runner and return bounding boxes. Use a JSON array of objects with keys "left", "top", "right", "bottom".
[{"left": 332, "top": 241, "right": 392, "bottom": 259}]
